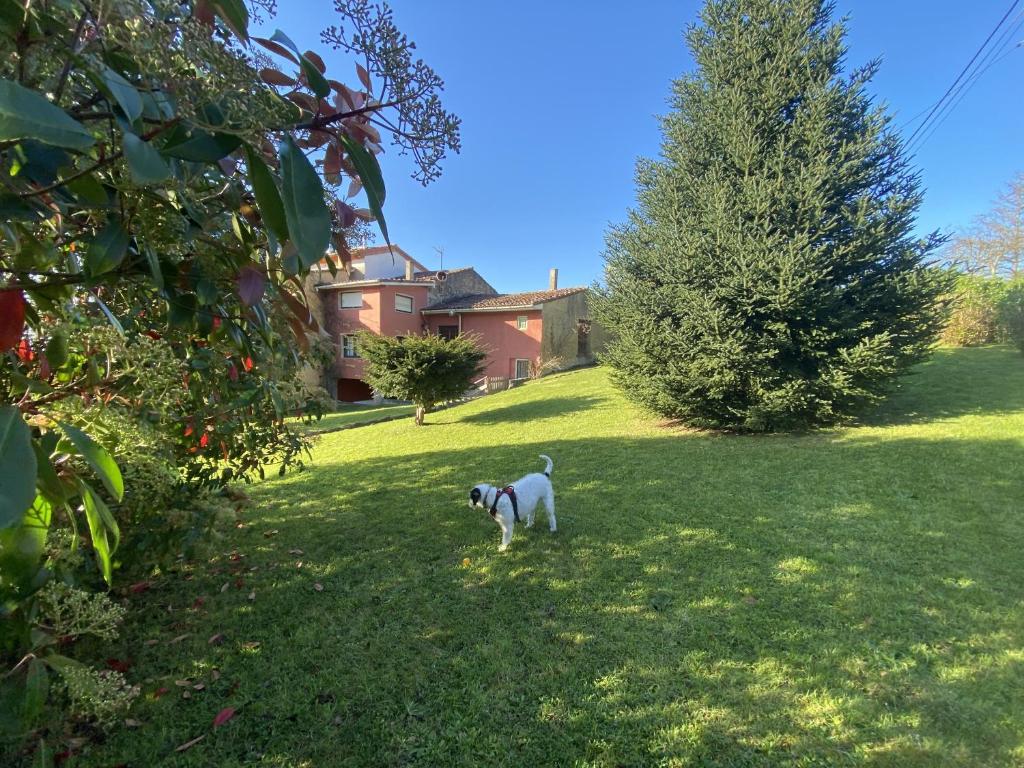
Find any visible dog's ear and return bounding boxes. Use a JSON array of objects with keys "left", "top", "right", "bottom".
[{"left": 469, "top": 487, "right": 481, "bottom": 506}]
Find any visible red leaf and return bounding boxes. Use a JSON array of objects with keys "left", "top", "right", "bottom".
[
  {"left": 16, "top": 337, "right": 34, "bottom": 363},
  {"left": 153, "top": 686, "right": 170, "bottom": 699},
  {"left": 106, "top": 658, "right": 132, "bottom": 673},
  {"left": 259, "top": 68, "right": 297, "bottom": 87},
  {"left": 243, "top": 356, "right": 253, "bottom": 372},
  {"left": 200, "top": 433, "right": 210, "bottom": 448},
  {"left": 212, "top": 315, "right": 222, "bottom": 331},
  {"left": 237, "top": 265, "right": 266, "bottom": 306},
  {"left": 129, "top": 581, "right": 151, "bottom": 594},
  {"left": 212, "top": 707, "right": 236, "bottom": 728},
  {"left": 184, "top": 421, "right": 194, "bottom": 437},
  {"left": 253, "top": 37, "right": 299, "bottom": 64},
  {"left": 228, "top": 363, "right": 238, "bottom": 382},
  {"left": 356, "top": 63, "right": 371, "bottom": 91},
  {"left": 192, "top": 596, "right": 206, "bottom": 609},
  {"left": 304, "top": 50, "right": 327, "bottom": 73}
]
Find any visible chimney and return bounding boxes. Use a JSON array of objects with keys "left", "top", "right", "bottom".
[
  {"left": 405, "top": 259, "right": 414, "bottom": 281},
  {"left": 549, "top": 268, "right": 558, "bottom": 291}
]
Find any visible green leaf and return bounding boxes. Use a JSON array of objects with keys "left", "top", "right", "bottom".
[
  {"left": 78, "top": 480, "right": 119, "bottom": 585},
  {"left": 66, "top": 173, "right": 109, "bottom": 206},
  {"left": 23, "top": 658, "right": 49, "bottom": 723},
  {"left": 45, "top": 329, "right": 68, "bottom": 368},
  {"left": 0, "top": 494, "right": 51, "bottom": 605},
  {"left": 167, "top": 291, "right": 197, "bottom": 329},
  {"left": 211, "top": 0, "right": 249, "bottom": 42},
  {"left": 245, "top": 147, "right": 288, "bottom": 243},
  {"left": 0, "top": 79, "right": 95, "bottom": 150},
  {"left": 0, "top": 406, "right": 36, "bottom": 529},
  {"left": 86, "top": 219, "right": 130, "bottom": 276},
  {"left": 266, "top": 31, "right": 329, "bottom": 99},
  {"left": 123, "top": 133, "right": 171, "bottom": 185},
  {"left": 339, "top": 134, "right": 390, "bottom": 244},
  {"left": 161, "top": 125, "right": 242, "bottom": 162},
  {"left": 33, "top": 442, "right": 66, "bottom": 505},
  {"left": 143, "top": 245, "right": 164, "bottom": 289},
  {"left": 58, "top": 422, "right": 124, "bottom": 501},
  {"left": 279, "top": 135, "right": 330, "bottom": 271},
  {"left": 98, "top": 65, "right": 142, "bottom": 123}
]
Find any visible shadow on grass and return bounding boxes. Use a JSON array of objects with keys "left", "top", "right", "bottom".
[
  {"left": 95, "top": 426, "right": 1024, "bottom": 768},
  {"left": 458, "top": 395, "right": 603, "bottom": 424},
  {"left": 864, "top": 346, "right": 1024, "bottom": 426}
]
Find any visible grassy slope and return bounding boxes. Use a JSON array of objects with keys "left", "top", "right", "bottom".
[
  {"left": 85, "top": 348, "right": 1024, "bottom": 767},
  {"left": 288, "top": 403, "right": 416, "bottom": 435}
]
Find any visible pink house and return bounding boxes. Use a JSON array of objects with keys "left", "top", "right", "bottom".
[{"left": 303, "top": 246, "right": 604, "bottom": 401}]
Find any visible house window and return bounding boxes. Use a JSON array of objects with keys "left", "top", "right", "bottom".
[
  {"left": 516, "top": 315, "right": 528, "bottom": 330},
  {"left": 438, "top": 325, "right": 458, "bottom": 340},
  {"left": 342, "top": 335, "right": 359, "bottom": 358},
  {"left": 514, "top": 359, "right": 531, "bottom": 380},
  {"left": 395, "top": 294, "right": 413, "bottom": 313},
  {"left": 577, "top": 319, "right": 591, "bottom": 357},
  {"left": 339, "top": 291, "right": 362, "bottom": 309}
]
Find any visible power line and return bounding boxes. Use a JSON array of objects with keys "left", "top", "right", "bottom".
[
  {"left": 906, "top": 11, "right": 1024, "bottom": 153},
  {"left": 903, "top": 0, "right": 1022, "bottom": 150}
]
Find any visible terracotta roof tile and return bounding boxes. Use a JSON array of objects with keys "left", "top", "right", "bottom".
[{"left": 423, "top": 287, "right": 586, "bottom": 312}]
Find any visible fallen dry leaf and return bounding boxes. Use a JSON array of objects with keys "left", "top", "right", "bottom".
[
  {"left": 124, "top": 718, "right": 142, "bottom": 728},
  {"left": 174, "top": 679, "right": 192, "bottom": 687},
  {"left": 193, "top": 682, "right": 205, "bottom": 691},
  {"left": 168, "top": 634, "right": 191, "bottom": 645},
  {"left": 208, "top": 633, "right": 225, "bottom": 645},
  {"left": 742, "top": 595, "right": 758, "bottom": 606},
  {"left": 128, "top": 581, "right": 151, "bottom": 594},
  {"left": 247, "top": 590, "right": 256, "bottom": 601},
  {"left": 144, "top": 639, "right": 159, "bottom": 646},
  {"left": 220, "top": 582, "right": 229, "bottom": 593},
  {"left": 175, "top": 735, "right": 205, "bottom": 752},
  {"left": 212, "top": 707, "right": 236, "bottom": 728},
  {"left": 313, "top": 582, "right": 324, "bottom": 592},
  {"left": 263, "top": 529, "right": 279, "bottom": 538},
  {"left": 211, "top": 669, "right": 221, "bottom": 681},
  {"left": 288, "top": 548, "right": 303, "bottom": 555},
  {"left": 296, "top": 561, "right": 303, "bottom": 569},
  {"left": 182, "top": 690, "right": 192, "bottom": 699},
  {"left": 240, "top": 641, "right": 260, "bottom": 650}
]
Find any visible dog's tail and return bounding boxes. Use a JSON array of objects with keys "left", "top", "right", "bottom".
[{"left": 539, "top": 454, "right": 553, "bottom": 478}]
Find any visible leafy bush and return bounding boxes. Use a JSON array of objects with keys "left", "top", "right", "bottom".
[
  {"left": 999, "top": 283, "right": 1024, "bottom": 353},
  {"left": 941, "top": 275, "right": 1013, "bottom": 346},
  {"left": 357, "top": 333, "right": 486, "bottom": 424}
]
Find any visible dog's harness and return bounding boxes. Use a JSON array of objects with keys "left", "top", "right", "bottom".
[{"left": 489, "top": 485, "right": 520, "bottom": 522}]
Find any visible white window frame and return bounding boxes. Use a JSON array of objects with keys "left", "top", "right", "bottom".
[
  {"left": 514, "top": 358, "right": 531, "bottom": 380},
  {"left": 395, "top": 294, "right": 414, "bottom": 314},
  {"left": 342, "top": 335, "right": 359, "bottom": 358},
  {"left": 339, "top": 291, "right": 362, "bottom": 309},
  {"left": 516, "top": 315, "right": 528, "bottom": 330}
]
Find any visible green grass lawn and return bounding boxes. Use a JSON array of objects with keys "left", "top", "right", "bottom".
[
  {"left": 81, "top": 347, "right": 1024, "bottom": 767},
  {"left": 288, "top": 403, "right": 416, "bottom": 434}
]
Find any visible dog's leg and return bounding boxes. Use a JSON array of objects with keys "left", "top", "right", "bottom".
[
  {"left": 545, "top": 489, "right": 556, "bottom": 532},
  {"left": 498, "top": 519, "right": 513, "bottom": 552}
]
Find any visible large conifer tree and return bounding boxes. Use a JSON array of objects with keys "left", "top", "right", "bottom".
[{"left": 593, "top": 0, "right": 949, "bottom": 431}]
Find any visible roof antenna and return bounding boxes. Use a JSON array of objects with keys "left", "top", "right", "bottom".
[{"left": 433, "top": 245, "right": 444, "bottom": 271}]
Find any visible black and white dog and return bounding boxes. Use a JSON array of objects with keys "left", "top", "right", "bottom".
[{"left": 469, "top": 455, "right": 556, "bottom": 551}]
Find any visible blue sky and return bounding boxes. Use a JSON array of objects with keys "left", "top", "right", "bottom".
[{"left": 260, "top": 1, "right": 1023, "bottom": 292}]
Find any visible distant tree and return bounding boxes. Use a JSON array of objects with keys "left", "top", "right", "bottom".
[
  {"left": 947, "top": 173, "right": 1024, "bottom": 278},
  {"left": 357, "top": 333, "right": 485, "bottom": 425},
  {"left": 593, "top": 0, "right": 950, "bottom": 432}
]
